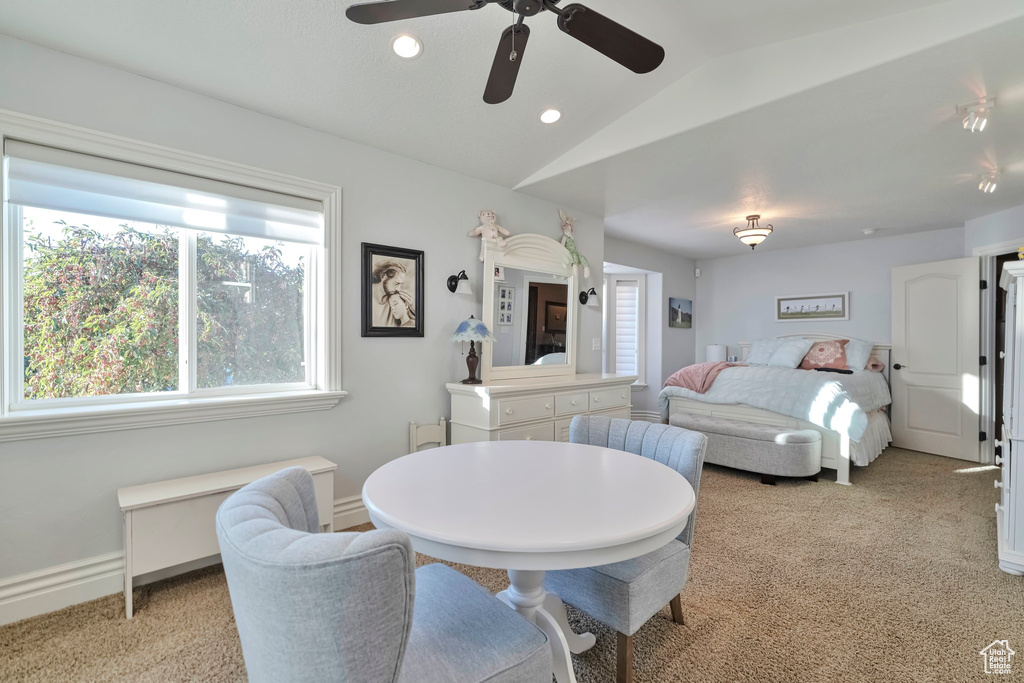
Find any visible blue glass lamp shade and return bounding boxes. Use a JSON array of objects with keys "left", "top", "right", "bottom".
[{"left": 451, "top": 316, "right": 496, "bottom": 344}]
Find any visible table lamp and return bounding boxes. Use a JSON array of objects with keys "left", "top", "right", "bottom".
[{"left": 451, "top": 315, "right": 496, "bottom": 385}]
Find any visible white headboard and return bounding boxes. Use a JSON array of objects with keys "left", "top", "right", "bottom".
[{"left": 738, "top": 334, "right": 892, "bottom": 385}]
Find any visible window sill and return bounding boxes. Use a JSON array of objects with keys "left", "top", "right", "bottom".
[{"left": 0, "top": 390, "right": 348, "bottom": 443}]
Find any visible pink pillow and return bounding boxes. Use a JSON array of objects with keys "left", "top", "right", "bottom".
[{"left": 799, "top": 339, "right": 850, "bottom": 370}]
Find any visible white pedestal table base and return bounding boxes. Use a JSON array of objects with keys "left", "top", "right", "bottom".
[{"left": 496, "top": 569, "right": 596, "bottom": 683}]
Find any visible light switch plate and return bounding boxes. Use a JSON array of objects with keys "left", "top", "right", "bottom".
[{"left": 592, "top": 338, "right": 601, "bottom": 351}]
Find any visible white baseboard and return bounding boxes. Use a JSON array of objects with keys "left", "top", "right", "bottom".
[
  {"left": 631, "top": 410, "right": 663, "bottom": 423},
  {"left": 0, "top": 495, "right": 370, "bottom": 626},
  {"left": 0, "top": 551, "right": 124, "bottom": 627},
  {"left": 334, "top": 493, "right": 370, "bottom": 530}
]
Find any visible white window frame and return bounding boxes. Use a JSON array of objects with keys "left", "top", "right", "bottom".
[
  {"left": 0, "top": 109, "right": 345, "bottom": 442},
  {"left": 603, "top": 273, "right": 646, "bottom": 386}
]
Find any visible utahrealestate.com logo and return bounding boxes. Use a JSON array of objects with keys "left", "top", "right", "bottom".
[{"left": 980, "top": 640, "right": 1015, "bottom": 675}]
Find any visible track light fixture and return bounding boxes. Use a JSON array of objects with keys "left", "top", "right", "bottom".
[
  {"left": 733, "top": 215, "right": 773, "bottom": 250},
  {"left": 979, "top": 171, "right": 1000, "bottom": 194},
  {"left": 958, "top": 96, "right": 996, "bottom": 133}
]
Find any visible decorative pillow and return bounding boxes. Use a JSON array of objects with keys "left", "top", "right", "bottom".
[
  {"left": 746, "top": 337, "right": 783, "bottom": 365},
  {"left": 845, "top": 339, "right": 874, "bottom": 371},
  {"left": 800, "top": 339, "right": 850, "bottom": 370},
  {"left": 767, "top": 337, "right": 815, "bottom": 368}
]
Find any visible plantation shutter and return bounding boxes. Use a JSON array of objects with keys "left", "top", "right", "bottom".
[
  {"left": 614, "top": 279, "right": 640, "bottom": 376},
  {"left": 5, "top": 140, "right": 323, "bottom": 245}
]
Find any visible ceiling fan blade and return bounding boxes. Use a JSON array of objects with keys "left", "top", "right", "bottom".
[
  {"left": 556, "top": 3, "right": 664, "bottom": 74},
  {"left": 483, "top": 25, "right": 530, "bottom": 105},
  {"left": 346, "top": 0, "right": 481, "bottom": 25}
]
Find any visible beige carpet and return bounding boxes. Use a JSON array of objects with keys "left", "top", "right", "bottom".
[{"left": 2, "top": 448, "right": 1022, "bottom": 682}]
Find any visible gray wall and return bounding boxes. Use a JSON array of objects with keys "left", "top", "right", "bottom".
[
  {"left": 0, "top": 35, "right": 604, "bottom": 578},
  {"left": 964, "top": 203, "right": 1024, "bottom": 254},
  {"left": 694, "top": 227, "right": 965, "bottom": 359},
  {"left": 603, "top": 236, "right": 696, "bottom": 414}
]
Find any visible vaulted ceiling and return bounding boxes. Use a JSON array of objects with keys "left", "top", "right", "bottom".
[{"left": 1, "top": 0, "right": 1022, "bottom": 257}]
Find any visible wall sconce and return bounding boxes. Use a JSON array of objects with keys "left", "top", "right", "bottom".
[
  {"left": 447, "top": 270, "right": 473, "bottom": 295},
  {"left": 579, "top": 287, "right": 599, "bottom": 306}
]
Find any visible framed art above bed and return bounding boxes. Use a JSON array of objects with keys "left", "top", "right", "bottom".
[{"left": 775, "top": 292, "right": 849, "bottom": 322}]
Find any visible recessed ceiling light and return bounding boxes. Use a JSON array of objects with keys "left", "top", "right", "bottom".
[
  {"left": 540, "top": 109, "right": 562, "bottom": 124},
  {"left": 392, "top": 34, "right": 422, "bottom": 59}
]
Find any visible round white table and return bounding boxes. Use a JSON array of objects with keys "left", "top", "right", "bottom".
[{"left": 362, "top": 440, "right": 696, "bottom": 683}]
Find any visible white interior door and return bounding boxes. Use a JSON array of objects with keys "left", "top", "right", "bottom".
[{"left": 891, "top": 257, "right": 980, "bottom": 461}]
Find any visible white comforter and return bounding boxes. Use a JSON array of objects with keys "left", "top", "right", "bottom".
[{"left": 658, "top": 366, "right": 892, "bottom": 442}]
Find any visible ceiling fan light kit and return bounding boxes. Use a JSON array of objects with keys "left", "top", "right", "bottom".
[
  {"left": 979, "top": 171, "right": 1000, "bottom": 194},
  {"left": 346, "top": 0, "right": 665, "bottom": 104},
  {"left": 733, "top": 214, "right": 773, "bottom": 250},
  {"left": 957, "top": 96, "right": 995, "bottom": 133}
]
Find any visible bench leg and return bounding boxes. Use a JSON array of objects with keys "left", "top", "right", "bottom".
[
  {"left": 669, "top": 594, "right": 685, "bottom": 625},
  {"left": 760, "top": 473, "right": 776, "bottom": 486},
  {"left": 617, "top": 632, "right": 634, "bottom": 683}
]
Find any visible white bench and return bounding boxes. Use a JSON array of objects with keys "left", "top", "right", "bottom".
[
  {"left": 670, "top": 413, "right": 822, "bottom": 485},
  {"left": 117, "top": 456, "right": 337, "bottom": 618}
]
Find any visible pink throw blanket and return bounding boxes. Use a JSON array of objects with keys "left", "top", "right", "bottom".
[{"left": 664, "top": 362, "right": 740, "bottom": 394}]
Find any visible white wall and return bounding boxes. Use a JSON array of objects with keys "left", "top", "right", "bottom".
[
  {"left": 603, "top": 237, "right": 696, "bottom": 414},
  {"left": 0, "top": 35, "right": 605, "bottom": 581},
  {"left": 694, "top": 227, "right": 965, "bottom": 358},
  {"left": 965, "top": 203, "right": 1024, "bottom": 254}
]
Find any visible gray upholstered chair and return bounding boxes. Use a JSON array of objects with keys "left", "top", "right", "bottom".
[
  {"left": 545, "top": 416, "right": 707, "bottom": 683},
  {"left": 216, "top": 466, "right": 551, "bottom": 683}
]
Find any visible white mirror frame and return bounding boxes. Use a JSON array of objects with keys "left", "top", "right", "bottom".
[{"left": 482, "top": 234, "right": 577, "bottom": 382}]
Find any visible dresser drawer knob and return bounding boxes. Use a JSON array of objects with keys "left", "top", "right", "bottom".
[
  {"left": 505, "top": 409, "right": 513, "bottom": 415},
  {"left": 621, "top": 394, "right": 626, "bottom": 399},
  {"left": 571, "top": 400, "right": 579, "bottom": 406},
  {"left": 594, "top": 397, "right": 600, "bottom": 403},
  {"left": 545, "top": 404, "right": 552, "bottom": 410},
  {"left": 994, "top": 480, "right": 1003, "bottom": 489},
  {"left": 526, "top": 436, "right": 534, "bottom": 441}
]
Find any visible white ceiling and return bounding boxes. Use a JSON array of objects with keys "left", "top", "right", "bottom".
[
  {"left": 0, "top": 0, "right": 952, "bottom": 188},
  {"left": 0, "top": 0, "right": 1022, "bottom": 258}
]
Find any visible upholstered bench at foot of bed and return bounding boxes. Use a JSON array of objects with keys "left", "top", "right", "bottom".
[{"left": 668, "top": 414, "right": 822, "bottom": 485}]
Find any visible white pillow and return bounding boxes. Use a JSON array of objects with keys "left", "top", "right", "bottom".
[
  {"left": 746, "top": 337, "right": 783, "bottom": 365},
  {"left": 845, "top": 339, "right": 874, "bottom": 371},
  {"left": 767, "top": 337, "right": 814, "bottom": 368}
]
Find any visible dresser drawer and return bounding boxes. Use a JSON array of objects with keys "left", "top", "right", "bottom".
[
  {"left": 555, "top": 392, "right": 589, "bottom": 416},
  {"left": 593, "top": 406, "right": 631, "bottom": 421},
  {"left": 497, "top": 395, "right": 555, "bottom": 426},
  {"left": 589, "top": 387, "right": 630, "bottom": 412},
  {"left": 498, "top": 422, "right": 555, "bottom": 442}
]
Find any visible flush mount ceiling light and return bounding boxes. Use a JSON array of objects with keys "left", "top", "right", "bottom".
[
  {"left": 958, "top": 96, "right": 996, "bottom": 133},
  {"left": 733, "top": 214, "right": 773, "bottom": 250},
  {"left": 391, "top": 34, "right": 422, "bottom": 59},
  {"left": 540, "top": 108, "right": 562, "bottom": 124},
  {"left": 979, "top": 170, "right": 1000, "bottom": 194}
]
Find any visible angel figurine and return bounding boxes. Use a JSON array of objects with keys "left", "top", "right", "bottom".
[
  {"left": 468, "top": 209, "right": 512, "bottom": 261},
  {"left": 558, "top": 209, "right": 590, "bottom": 279}
]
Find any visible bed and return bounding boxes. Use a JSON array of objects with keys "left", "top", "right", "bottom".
[{"left": 660, "top": 334, "right": 892, "bottom": 485}]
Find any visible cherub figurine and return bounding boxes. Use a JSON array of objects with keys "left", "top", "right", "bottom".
[
  {"left": 468, "top": 209, "right": 512, "bottom": 261},
  {"left": 558, "top": 209, "right": 590, "bottom": 278}
]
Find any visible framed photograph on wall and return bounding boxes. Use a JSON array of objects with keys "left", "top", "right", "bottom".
[
  {"left": 668, "top": 298, "right": 692, "bottom": 329},
  {"left": 361, "top": 243, "right": 424, "bottom": 337},
  {"left": 775, "top": 292, "right": 849, "bottom": 322},
  {"left": 497, "top": 285, "right": 515, "bottom": 325},
  {"left": 545, "top": 302, "right": 568, "bottom": 332}
]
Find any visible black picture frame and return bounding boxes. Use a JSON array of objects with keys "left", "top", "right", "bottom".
[
  {"left": 361, "top": 243, "right": 424, "bottom": 337},
  {"left": 545, "top": 302, "right": 568, "bottom": 333}
]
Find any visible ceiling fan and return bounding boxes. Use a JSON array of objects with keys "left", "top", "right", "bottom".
[{"left": 345, "top": 0, "right": 666, "bottom": 104}]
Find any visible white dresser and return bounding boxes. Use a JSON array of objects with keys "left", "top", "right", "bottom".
[
  {"left": 447, "top": 373, "right": 637, "bottom": 444},
  {"left": 998, "top": 262, "right": 1024, "bottom": 575}
]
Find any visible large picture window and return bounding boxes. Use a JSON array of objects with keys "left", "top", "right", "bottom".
[{"left": 3, "top": 139, "right": 335, "bottom": 422}]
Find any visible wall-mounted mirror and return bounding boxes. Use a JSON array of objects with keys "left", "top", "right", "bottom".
[{"left": 482, "top": 235, "right": 577, "bottom": 381}]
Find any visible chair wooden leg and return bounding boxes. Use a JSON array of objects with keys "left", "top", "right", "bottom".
[
  {"left": 617, "top": 632, "right": 634, "bottom": 683},
  {"left": 669, "top": 594, "right": 685, "bottom": 625},
  {"left": 760, "top": 473, "right": 776, "bottom": 485}
]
